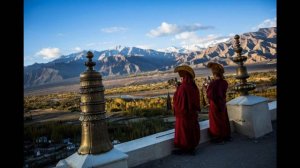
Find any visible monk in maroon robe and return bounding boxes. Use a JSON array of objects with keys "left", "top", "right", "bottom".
[
  {"left": 173, "top": 65, "right": 200, "bottom": 154},
  {"left": 206, "top": 62, "right": 231, "bottom": 143}
]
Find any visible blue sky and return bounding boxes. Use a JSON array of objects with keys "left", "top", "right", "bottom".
[{"left": 24, "top": 0, "right": 276, "bottom": 66}]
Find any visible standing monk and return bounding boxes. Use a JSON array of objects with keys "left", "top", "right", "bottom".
[
  {"left": 173, "top": 65, "right": 200, "bottom": 155},
  {"left": 206, "top": 62, "right": 231, "bottom": 143}
]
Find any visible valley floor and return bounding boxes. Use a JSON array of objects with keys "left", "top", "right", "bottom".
[{"left": 24, "top": 63, "right": 276, "bottom": 96}]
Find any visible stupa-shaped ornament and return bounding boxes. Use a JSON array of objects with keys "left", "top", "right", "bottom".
[
  {"left": 77, "top": 51, "right": 113, "bottom": 154},
  {"left": 232, "top": 35, "right": 256, "bottom": 96}
]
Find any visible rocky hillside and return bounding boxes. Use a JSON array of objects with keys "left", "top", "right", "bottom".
[{"left": 24, "top": 27, "right": 276, "bottom": 88}]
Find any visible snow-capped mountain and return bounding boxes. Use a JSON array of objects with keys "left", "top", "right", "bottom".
[
  {"left": 158, "top": 46, "right": 182, "bottom": 53},
  {"left": 181, "top": 44, "right": 206, "bottom": 52},
  {"left": 158, "top": 45, "right": 205, "bottom": 53},
  {"left": 24, "top": 27, "right": 276, "bottom": 88}
]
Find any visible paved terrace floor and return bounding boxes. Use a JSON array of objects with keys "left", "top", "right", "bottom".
[{"left": 134, "top": 121, "right": 276, "bottom": 168}]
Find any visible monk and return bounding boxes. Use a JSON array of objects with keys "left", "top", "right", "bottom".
[
  {"left": 172, "top": 65, "right": 200, "bottom": 155},
  {"left": 206, "top": 62, "right": 231, "bottom": 143}
]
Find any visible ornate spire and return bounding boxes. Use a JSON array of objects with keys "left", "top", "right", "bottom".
[
  {"left": 234, "top": 35, "right": 243, "bottom": 58},
  {"left": 78, "top": 51, "right": 113, "bottom": 155},
  {"left": 85, "top": 51, "right": 96, "bottom": 71},
  {"left": 232, "top": 35, "right": 256, "bottom": 96}
]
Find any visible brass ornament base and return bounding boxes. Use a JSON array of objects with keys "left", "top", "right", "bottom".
[{"left": 78, "top": 121, "right": 113, "bottom": 155}]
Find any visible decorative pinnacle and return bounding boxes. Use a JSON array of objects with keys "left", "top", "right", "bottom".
[
  {"left": 232, "top": 34, "right": 256, "bottom": 96},
  {"left": 234, "top": 35, "right": 242, "bottom": 56},
  {"left": 85, "top": 51, "right": 96, "bottom": 71}
]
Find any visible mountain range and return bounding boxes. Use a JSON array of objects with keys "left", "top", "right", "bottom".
[{"left": 24, "top": 27, "right": 276, "bottom": 88}]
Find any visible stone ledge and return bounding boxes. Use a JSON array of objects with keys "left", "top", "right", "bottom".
[
  {"left": 115, "top": 120, "right": 212, "bottom": 167},
  {"left": 56, "top": 148, "right": 128, "bottom": 168},
  {"left": 56, "top": 119, "right": 237, "bottom": 168},
  {"left": 227, "top": 95, "right": 269, "bottom": 106}
]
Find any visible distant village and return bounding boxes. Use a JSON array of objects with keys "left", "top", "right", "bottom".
[{"left": 24, "top": 136, "right": 76, "bottom": 168}]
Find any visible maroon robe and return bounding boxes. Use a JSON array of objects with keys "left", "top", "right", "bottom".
[
  {"left": 173, "top": 76, "right": 200, "bottom": 151},
  {"left": 207, "top": 78, "right": 231, "bottom": 141}
]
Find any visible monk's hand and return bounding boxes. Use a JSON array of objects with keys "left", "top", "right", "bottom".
[
  {"left": 203, "top": 82, "right": 209, "bottom": 90},
  {"left": 175, "top": 82, "right": 181, "bottom": 88}
]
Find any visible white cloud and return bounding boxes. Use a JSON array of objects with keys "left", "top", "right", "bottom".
[
  {"left": 175, "top": 32, "right": 197, "bottom": 40},
  {"left": 252, "top": 17, "right": 276, "bottom": 31},
  {"left": 101, "top": 27, "right": 127, "bottom": 33},
  {"left": 175, "top": 32, "right": 230, "bottom": 48},
  {"left": 147, "top": 22, "right": 213, "bottom": 37},
  {"left": 135, "top": 45, "right": 152, "bottom": 49},
  {"left": 147, "top": 22, "right": 178, "bottom": 37},
  {"left": 35, "top": 48, "right": 61, "bottom": 60},
  {"left": 73, "top": 47, "right": 82, "bottom": 52}
]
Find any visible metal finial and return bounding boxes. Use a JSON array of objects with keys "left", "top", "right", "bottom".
[
  {"left": 234, "top": 35, "right": 243, "bottom": 56},
  {"left": 85, "top": 51, "right": 96, "bottom": 71},
  {"left": 78, "top": 51, "right": 113, "bottom": 154},
  {"left": 232, "top": 34, "right": 256, "bottom": 96},
  {"left": 234, "top": 34, "right": 240, "bottom": 39}
]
